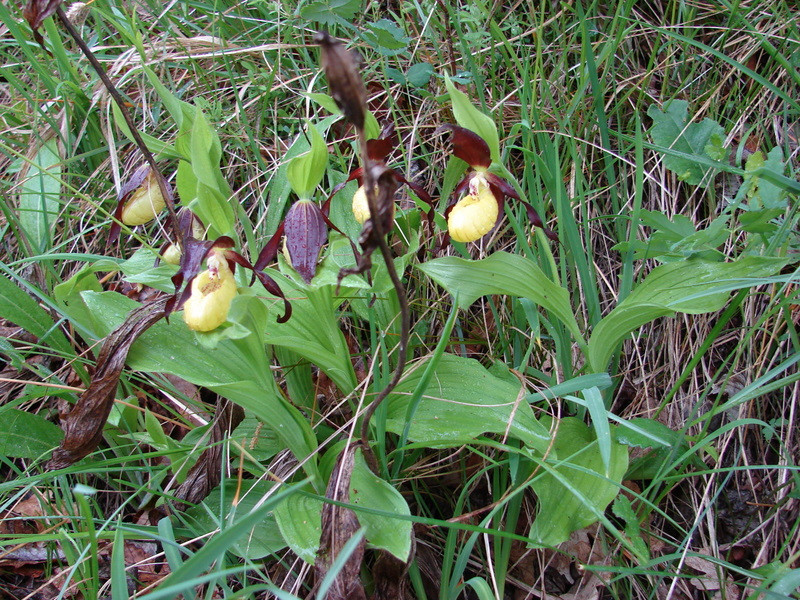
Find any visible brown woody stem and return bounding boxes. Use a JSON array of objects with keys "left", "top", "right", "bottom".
[{"left": 357, "top": 129, "right": 410, "bottom": 452}]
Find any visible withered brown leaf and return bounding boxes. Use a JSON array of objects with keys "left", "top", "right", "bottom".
[
  {"left": 315, "top": 443, "right": 367, "bottom": 600},
  {"left": 172, "top": 400, "right": 244, "bottom": 510},
  {"left": 48, "top": 297, "right": 168, "bottom": 470},
  {"left": 314, "top": 31, "right": 367, "bottom": 131},
  {"left": 23, "top": 0, "right": 62, "bottom": 31}
]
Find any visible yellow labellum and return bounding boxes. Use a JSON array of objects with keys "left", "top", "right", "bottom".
[
  {"left": 121, "top": 172, "right": 166, "bottom": 225},
  {"left": 447, "top": 178, "right": 499, "bottom": 243},
  {"left": 183, "top": 253, "right": 237, "bottom": 332},
  {"left": 352, "top": 184, "right": 396, "bottom": 225},
  {"left": 352, "top": 185, "right": 371, "bottom": 224}
]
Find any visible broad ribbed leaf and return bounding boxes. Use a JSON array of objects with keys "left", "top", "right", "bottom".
[
  {"left": 350, "top": 449, "right": 412, "bottom": 561},
  {"left": 417, "top": 252, "right": 583, "bottom": 344},
  {"left": 385, "top": 353, "right": 550, "bottom": 453},
  {"left": 0, "top": 408, "right": 63, "bottom": 459},
  {"left": 18, "top": 138, "right": 61, "bottom": 252},
  {"left": 588, "top": 256, "right": 787, "bottom": 371},
  {"left": 77, "top": 291, "right": 320, "bottom": 482},
  {"left": 529, "top": 417, "right": 627, "bottom": 547}
]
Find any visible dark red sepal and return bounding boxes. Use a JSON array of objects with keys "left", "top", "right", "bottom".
[
  {"left": 366, "top": 138, "right": 393, "bottom": 162},
  {"left": 254, "top": 222, "right": 285, "bottom": 274},
  {"left": 439, "top": 124, "right": 492, "bottom": 169},
  {"left": 324, "top": 167, "right": 364, "bottom": 206},
  {"left": 167, "top": 237, "right": 215, "bottom": 315},
  {"left": 519, "top": 199, "right": 559, "bottom": 242},
  {"left": 225, "top": 250, "right": 292, "bottom": 323}
]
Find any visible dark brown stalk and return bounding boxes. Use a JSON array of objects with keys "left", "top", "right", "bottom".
[
  {"left": 356, "top": 131, "right": 410, "bottom": 449},
  {"left": 55, "top": 6, "right": 183, "bottom": 251},
  {"left": 315, "top": 31, "right": 410, "bottom": 452}
]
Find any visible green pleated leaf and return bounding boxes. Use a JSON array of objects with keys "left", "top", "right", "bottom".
[
  {"left": 417, "top": 252, "right": 584, "bottom": 345},
  {"left": 529, "top": 417, "right": 628, "bottom": 547},
  {"left": 385, "top": 353, "right": 550, "bottom": 454},
  {"left": 0, "top": 407, "right": 63, "bottom": 459},
  {"left": 274, "top": 492, "right": 323, "bottom": 564},
  {"left": 350, "top": 449, "right": 412, "bottom": 561},
  {"left": 77, "top": 291, "right": 320, "bottom": 484},
  {"left": 184, "top": 479, "right": 286, "bottom": 559},
  {"left": 0, "top": 273, "right": 73, "bottom": 356},
  {"left": 18, "top": 138, "right": 61, "bottom": 253},
  {"left": 588, "top": 256, "right": 787, "bottom": 371}
]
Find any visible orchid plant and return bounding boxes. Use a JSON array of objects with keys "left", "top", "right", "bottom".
[{"left": 30, "top": 19, "right": 711, "bottom": 597}]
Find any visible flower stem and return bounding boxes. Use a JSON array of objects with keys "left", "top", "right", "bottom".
[{"left": 357, "top": 129, "right": 410, "bottom": 452}]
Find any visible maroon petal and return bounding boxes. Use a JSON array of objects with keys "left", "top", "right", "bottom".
[
  {"left": 167, "top": 237, "right": 215, "bottom": 315},
  {"left": 284, "top": 199, "right": 328, "bottom": 283},
  {"left": 485, "top": 173, "right": 519, "bottom": 201},
  {"left": 439, "top": 124, "right": 491, "bottom": 169},
  {"left": 366, "top": 138, "right": 393, "bottom": 162},
  {"left": 225, "top": 250, "right": 292, "bottom": 323},
  {"left": 324, "top": 167, "right": 364, "bottom": 208},
  {"left": 519, "top": 199, "right": 559, "bottom": 242},
  {"left": 253, "top": 271, "right": 293, "bottom": 323},
  {"left": 254, "top": 222, "right": 285, "bottom": 273}
]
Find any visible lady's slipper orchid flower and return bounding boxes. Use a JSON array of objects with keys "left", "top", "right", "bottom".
[
  {"left": 182, "top": 248, "right": 238, "bottom": 332},
  {"left": 109, "top": 164, "right": 174, "bottom": 244},
  {"left": 441, "top": 125, "right": 557, "bottom": 243},
  {"left": 328, "top": 124, "right": 433, "bottom": 227},
  {"left": 447, "top": 173, "right": 499, "bottom": 243},
  {"left": 167, "top": 228, "right": 291, "bottom": 328}
]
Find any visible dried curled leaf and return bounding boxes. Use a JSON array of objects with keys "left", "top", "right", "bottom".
[
  {"left": 23, "top": 0, "right": 62, "bottom": 31},
  {"left": 48, "top": 297, "right": 168, "bottom": 470},
  {"left": 173, "top": 400, "right": 244, "bottom": 509},
  {"left": 315, "top": 444, "right": 367, "bottom": 600},
  {"left": 315, "top": 31, "right": 367, "bottom": 131}
]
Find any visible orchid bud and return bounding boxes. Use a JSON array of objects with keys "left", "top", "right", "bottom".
[
  {"left": 447, "top": 175, "right": 499, "bottom": 243},
  {"left": 162, "top": 243, "right": 182, "bottom": 265},
  {"left": 352, "top": 185, "right": 371, "bottom": 224},
  {"left": 120, "top": 168, "right": 167, "bottom": 225},
  {"left": 283, "top": 199, "right": 327, "bottom": 283},
  {"left": 182, "top": 250, "right": 237, "bottom": 332}
]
